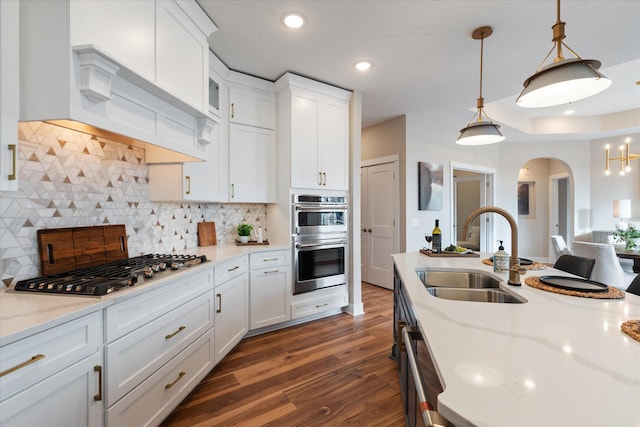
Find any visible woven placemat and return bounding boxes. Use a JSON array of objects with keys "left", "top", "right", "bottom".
[
  {"left": 482, "top": 258, "right": 546, "bottom": 270},
  {"left": 621, "top": 320, "right": 640, "bottom": 343},
  {"left": 524, "top": 276, "right": 625, "bottom": 299}
]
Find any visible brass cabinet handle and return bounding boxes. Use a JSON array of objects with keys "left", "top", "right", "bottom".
[
  {"left": 185, "top": 176, "right": 191, "bottom": 195},
  {"left": 216, "top": 293, "right": 222, "bottom": 313},
  {"left": 263, "top": 269, "right": 280, "bottom": 274},
  {"left": 263, "top": 258, "right": 278, "bottom": 262},
  {"left": 0, "top": 354, "right": 45, "bottom": 378},
  {"left": 231, "top": 102, "right": 235, "bottom": 119},
  {"left": 8, "top": 144, "right": 16, "bottom": 181},
  {"left": 318, "top": 172, "right": 322, "bottom": 186},
  {"left": 165, "top": 371, "right": 186, "bottom": 390},
  {"left": 315, "top": 302, "right": 329, "bottom": 308},
  {"left": 228, "top": 265, "right": 240, "bottom": 272},
  {"left": 93, "top": 365, "right": 103, "bottom": 401},
  {"left": 231, "top": 183, "right": 235, "bottom": 198},
  {"left": 322, "top": 172, "right": 327, "bottom": 185},
  {"left": 165, "top": 325, "right": 186, "bottom": 340}
]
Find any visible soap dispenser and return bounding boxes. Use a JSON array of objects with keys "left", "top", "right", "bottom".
[{"left": 493, "top": 240, "right": 509, "bottom": 273}]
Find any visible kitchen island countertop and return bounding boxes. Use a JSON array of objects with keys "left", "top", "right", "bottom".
[
  {"left": 0, "top": 244, "right": 288, "bottom": 346},
  {"left": 393, "top": 251, "right": 640, "bottom": 427}
]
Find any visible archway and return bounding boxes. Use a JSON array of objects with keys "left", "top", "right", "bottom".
[{"left": 517, "top": 158, "right": 573, "bottom": 258}]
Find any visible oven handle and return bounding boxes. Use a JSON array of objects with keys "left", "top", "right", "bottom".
[
  {"left": 402, "top": 327, "right": 454, "bottom": 427},
  {"left": 295, "top": 241, "right": 347, "bottom": 249},
  {"left": 294, "top": 205, "right": 348, "bottom": 211}
]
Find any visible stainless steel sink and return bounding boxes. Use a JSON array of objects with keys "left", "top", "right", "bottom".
[
  {"left": 426, "top": 287, "right": 526, "bottom": 304},
  {"left": 416, "top": 269, "right": 500, "bottom": 289}
]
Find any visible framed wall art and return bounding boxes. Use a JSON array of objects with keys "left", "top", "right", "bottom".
[
  {"left": 517, "top": 181, "right": 535, "bottom": 219},
  {"left": 418, "top": 161, "right": 443, "bottom": 211}
]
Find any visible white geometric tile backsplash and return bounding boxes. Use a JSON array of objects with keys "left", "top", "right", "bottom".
[{"left": 0, "top": 121, "right": 266, "bottom": 288}]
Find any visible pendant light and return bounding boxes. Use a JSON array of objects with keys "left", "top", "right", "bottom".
[
  {"left": 457, "top": 26, "right": 505, "bottom": 146},
  {"left": 516, "top": 0, "right": 611, "bottom": 108}
]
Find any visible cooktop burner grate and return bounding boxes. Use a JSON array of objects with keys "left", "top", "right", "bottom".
[{"left": 14, "top": 254, "right": 208, "bottom": 296}]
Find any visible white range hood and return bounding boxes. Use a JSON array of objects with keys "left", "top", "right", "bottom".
[{"left": 19, "top": 0, "right": 219, "bottom": 163}]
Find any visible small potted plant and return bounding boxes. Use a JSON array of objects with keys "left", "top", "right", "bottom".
[
  {"left": 614, "top": 224, "right": 640, "bottom": 251},
  {"left": 237, "top": 223, "right": 253, "bottom": 244}
]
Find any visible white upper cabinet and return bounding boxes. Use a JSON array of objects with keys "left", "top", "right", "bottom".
[
  {"left": 0, "top": 0, "right": 19, "bottom": 192},
  {"left": 20, "top": 0, "right": 218, "bottom": 161},
  {"left": 229, "top": 124, "right": 276, "bottom": 203},
  {"left": 276, "top": 73, "right": 351, "bottom": 191},
  {"left": 148, "top": 119, "right": 224, "bottom": 202},
  {"left": 229, "top": 84, "right": 276, "bottom": 130}
]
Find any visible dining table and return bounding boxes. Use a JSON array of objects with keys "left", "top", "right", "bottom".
[{"left": 616, "top": 247, "right": 640, "bottom": 273}]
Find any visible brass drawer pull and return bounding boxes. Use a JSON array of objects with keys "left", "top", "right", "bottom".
[
  {"left": 8, "top": 144, "right": 17, "bottom": 180},
  {"left": 263, "top": 269, "right": 280, "bottom": 274},
  {"left": 93, "top": 365, "right": 103, "bottom": 401},
  {"left": 216, "top": 293, "right": 222, "bottom": 313},
  {"left": 165, "top": 325, "right": 186, "bottom": 339},
  {"left": 263, "top": 258, "right": 279, "bottom": 262},
  {"left": 185, "top": 176, "right": 191, "bottom": 195},
  {"left": 165, "top": 371, "right": 186, "bottom": 389},
  {"left": 228, "top": 266, "right": 240, "bottom": 272},
  {"left": 0, "top": 354, "right": 45, "bottom": 378}
]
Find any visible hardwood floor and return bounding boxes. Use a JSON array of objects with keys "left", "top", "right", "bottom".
[{"left": 161, "top": 283, "right": 405, "bottom": 427}]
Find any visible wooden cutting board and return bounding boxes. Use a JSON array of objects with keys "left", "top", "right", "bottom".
[
  {"left": 38, "top": 225, "right": 129, "bottom": 275},
  {"left": 197, "top": 222, "right": 217, "bottom": 246}
]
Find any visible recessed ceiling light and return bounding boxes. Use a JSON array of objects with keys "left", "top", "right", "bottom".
[
  {"left": 283, "top": 14, "right": 304, "bottom": 29},
  {"left": 354, "top": 61, "right": 372, "bottom": 71},
  {"left": 563, "top": 109, "right": 575, "bottom": 115}
]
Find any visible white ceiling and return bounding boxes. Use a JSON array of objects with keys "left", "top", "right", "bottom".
[{"left": 197, "top": 0, "right": 640, "bottom": 141}]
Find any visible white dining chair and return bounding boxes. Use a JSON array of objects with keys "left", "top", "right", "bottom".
[
  {"left": 550, "top": 235, "right": 571, "bottom": 261},
  {"left": 572, "top": 241, "right": 626, "bottom": 289}
]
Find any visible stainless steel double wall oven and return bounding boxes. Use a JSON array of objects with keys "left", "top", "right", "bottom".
[{"left": 292, "top": 194, "right": 348, "bottom": 294}]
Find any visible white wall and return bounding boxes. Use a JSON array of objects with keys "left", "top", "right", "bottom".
[{"left": 517, "top": 159, "right": 551, "bottom": 257}]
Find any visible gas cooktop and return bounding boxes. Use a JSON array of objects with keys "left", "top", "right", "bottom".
[{"left": 14, "top": 254, "right": 208, "bottom": 296}]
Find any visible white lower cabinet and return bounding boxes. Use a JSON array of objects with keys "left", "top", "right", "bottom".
[
  {"left": 104, "top": 267, "right": 214, "bottom": 426},
  {"left": 0, "top": 351, "right": 104, "bottom": 427},
  {"left": 106, "top": 331, "right": 214, "bottom": 426},
  {"left": 0, "top": 311, "right": 104, "bottom": 427},
  {"left": 105, "top": 291, "right": 213, "bottom": 406},
  {"left": 249, "top": 250, "right": 291, "bottom": 330},
  {"left": 291, "top": 284, "right": 348, "bottom": 319},
  {"left": 214, "top": 256, "right": 249, "bottom": 363}
]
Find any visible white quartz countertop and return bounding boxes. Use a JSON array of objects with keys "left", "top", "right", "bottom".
[
  {"left": 0, "top": 244, "right": 289, "bottom": 346},
  {"left": 393, "top": 251, "right": 640, "bottom": 427}
]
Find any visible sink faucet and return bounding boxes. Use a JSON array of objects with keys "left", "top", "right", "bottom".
[{"left": 462, "top": 206, "right": 525, "bottom": 286}]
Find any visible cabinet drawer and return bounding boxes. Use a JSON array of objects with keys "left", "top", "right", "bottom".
[
  {"left": 106, "top": 292, "right": 213, "bottom": 406},
  {"left": 105, "top": 268, "right": 212, "bottom": 342},
  {"left": 106, "top": 330, "right": 215, "bottom": 427},
  {"left": 250, "top": 250, "right": 289, "bottom": 269},
  {"left": 0, "top": 311, "right": 102, "bottom": 400},
  {"left": 0, "top": 351, "right": 103, "bottom": 427},
  {"left": 215, "top": 255, "right": 248, "bottom": 284},
  {"left": 291, "top": 286, "right": 348, "bottom": 320}
]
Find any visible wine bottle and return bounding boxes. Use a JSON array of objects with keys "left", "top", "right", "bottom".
[{"left": 432, "top": 219, "right": 442, "bottom": 253}]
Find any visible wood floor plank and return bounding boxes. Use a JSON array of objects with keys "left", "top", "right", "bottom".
[{"left": 161, "top": 283, "right": 406, "bottom": 427}]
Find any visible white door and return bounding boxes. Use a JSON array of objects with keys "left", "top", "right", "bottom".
[
  {"left": 361, "top": 162, "right": 398, "bottom": 290},
  {"left": 360, "top": 167, "right": 369, "bottom": 283}
]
